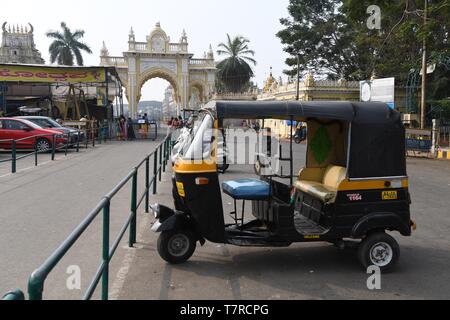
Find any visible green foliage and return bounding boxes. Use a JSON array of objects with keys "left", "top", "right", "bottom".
[
  {"left": 46, "top": 22, "right": 92, "bottom": 66},
  {"left": 277, "top": 0, "right": 450, "bottom": 89},
  {"left": 310, "top": 126, "right": 332, "bottom": 165},
  {"left": 216, "top": 34, "right": 256, "bottom": 93}
]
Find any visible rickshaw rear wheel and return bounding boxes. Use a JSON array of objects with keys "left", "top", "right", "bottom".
[
  {"left": 157, "top": 230, "right": 197, "bottom": 264},
  {"left": 358, "top": 232, "right": 400, "bottom": 273}
]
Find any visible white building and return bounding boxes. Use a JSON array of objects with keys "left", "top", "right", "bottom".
[{"left": 162, "top": 85, "right": 177, "bottom": 119}]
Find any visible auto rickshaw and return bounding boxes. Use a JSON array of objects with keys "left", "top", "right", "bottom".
[{"left": 151, "top": 101, "right": 415, "bottom": 272}]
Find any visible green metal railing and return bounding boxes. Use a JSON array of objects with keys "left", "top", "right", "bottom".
[
  {"left": 3, "top": 133, "right": 173, "bottom": 300},
  {"left": 0, "top": 126, "right": 110, "bottom": 174}
]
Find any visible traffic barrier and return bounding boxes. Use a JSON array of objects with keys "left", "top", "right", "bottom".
[
  {"left": 437, "top": 149, "right": 450, "bottom": 160},
  {"left": 2, "top": 133, "right": 174, "bottom": 300},
  {"left": 0, "top": 126, "right": 109, "bottom": 174}
]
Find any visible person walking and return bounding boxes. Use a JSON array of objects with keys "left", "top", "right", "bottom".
[
  {"left": 127, "top": 117, "right": 136, "bottom": 141},
  {"left": 119, "top": 115, "right": 127, "bottom": 141}
]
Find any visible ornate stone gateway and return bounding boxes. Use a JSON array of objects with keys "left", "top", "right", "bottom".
[{"left": 100, "top": 22, "right": 216, "bottom": 118}]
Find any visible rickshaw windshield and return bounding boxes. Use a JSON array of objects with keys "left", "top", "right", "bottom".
[{"left": 182, "top": 113, "right": 214, "bottom": 160}]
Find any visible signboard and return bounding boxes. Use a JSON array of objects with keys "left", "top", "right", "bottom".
[
  {"left": 0, "top": 65, "right": 106, "bottom": 83},
  {"left": 360, "top": 78, "right": 395, "bottom": 108}
]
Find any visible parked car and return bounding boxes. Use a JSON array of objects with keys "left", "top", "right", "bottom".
[
  {"left": 0, "top": 118, "right": 68, "bottom": 152},
  {"left": 15, "top": 116, "right": 85, "bottom": 144}
]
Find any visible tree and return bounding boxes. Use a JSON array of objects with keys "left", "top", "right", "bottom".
[
  {"left": 277, "top": 0, "right": 358, "bottom": 79},
  {"left": 46, "top": 22, "right": 92, "bottom": 66},
  {"left": 277, "top": 0, "right": 450, "bottom": 85},
  {"left": 216, "top": 34, "right": 257, "bottom": 93}
]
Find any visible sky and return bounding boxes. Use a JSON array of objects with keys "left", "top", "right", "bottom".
[{"left": 1, "top": 0, "right": 290, "bottom": 102}]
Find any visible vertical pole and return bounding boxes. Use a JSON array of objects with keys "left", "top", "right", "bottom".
[
  {"left": 11, "top": 140, "right": 16, "bottom": 174},
  {"left": 421, "top": 0, "right": 428, "bottom": 129},
  {"left": 153, "top": 150, "right": 158, "bottom": 195},
  {"left": 163, "top": 140, "right": 167, "bottom": 172},
  {"left": 101, "top": 199, "right": 110, "bottom": 301},
  {"left": 145, "top": 157, "right": 150, "bottom": 213},
  {"left": 51, "top": 135, "right": 56, "bottom": 161},
  {"left": 65, "top": 132, "right": 70, "bottom": 156},
  {"left": 93, "top": 127, "right": 96, "bottom": 148},
  {"left": 76, "top": 131, "right": 80, "bottom": 153},
  {"left": 34, "top": 140, "right": 38, "bottom": 167},
  {"left": 159, "top": 144, "right": 163, "bottom": 182},
  {"left": 129, "top": 170, "right": 137, "bottom": 247},
  {"left": 296, "top": 54, "right": 301, "bottom": 101},
  {"left": 290, "top": 117, "right": 294, "bottom": 186},
  {"left": 85, "top": 127, "right": 88, "bottom": 149}
]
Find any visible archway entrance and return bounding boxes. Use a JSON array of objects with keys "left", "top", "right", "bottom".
[
  {"left": 100, "top": 22, "right": 216, "bottom": 119},
  {"left": 140, "top": 76, "right": 177, "bottom": 121}
]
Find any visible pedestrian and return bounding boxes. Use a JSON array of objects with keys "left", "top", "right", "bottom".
[
  {"left": 178, "top": 116, "right": 184, "bottom": 128},
  {"left": 119, "top": 115, "right": 127, "bottom": 141},
  {"left": 127, "top": 117, "right": 136, "bottom": 140},
  {"left": 172, "top": 117, "right": 179, "bottom": 129}
]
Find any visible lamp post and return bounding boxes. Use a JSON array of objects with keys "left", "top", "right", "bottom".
[
  {"left": 296, "top": 53, "right": 301, "bottom": 101},
  {"left": 420, "top": 0, "right": 428, "bottom": 129}
]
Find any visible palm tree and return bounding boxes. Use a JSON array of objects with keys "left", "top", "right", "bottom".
[
  {"left": 216, "top": 34, "right": 256, "bottom": 93},
  {"left": 46, "top": 22, "right": 92, "bottom": 66}
]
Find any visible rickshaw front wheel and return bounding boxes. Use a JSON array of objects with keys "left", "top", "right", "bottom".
[
  {"left": 157, "top": 230, "right": 197, "bottom": 264},
  {"left": 358, "top": 232, "right": 400, "bottom": 273}
]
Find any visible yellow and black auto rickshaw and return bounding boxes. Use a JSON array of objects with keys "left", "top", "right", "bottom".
[{"left": 151, "top": 101, "right": 415, "bottom": 272}]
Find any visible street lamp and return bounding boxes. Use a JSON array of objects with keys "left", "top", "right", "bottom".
[
  {"left": 296, "top": 53, "right": 301, "bottom": 101},
  {"left": 420, "top": 0, "right": 428, "bottom": 129}
]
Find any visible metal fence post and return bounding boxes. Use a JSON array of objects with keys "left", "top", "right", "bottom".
[
  {"left": 28, "top": 273, "right": 44, "bottom": 300},
  {"left": 129, "top": 170, "right": 137, "bottom": 247},
  {"left": 85, "top": 128, "right": 88, "bottom": 149},
  {"left": 35, "top": 141, "right": 38, "bottom": 167},
  {"left": 51, "top": 135, "right": 56, "bottom": 161},
  {"left": 11, "top": 140, "right": 16, "bottom": 174},
  {"left": 65, "top": 132, "right": 70, "bottom": 156},
  {"left": 2, "top": 290, "right": 25, "bottom": 300},
  {"left": 163, "top": 140, "right": 167, "bottom": 173},
  {"left": 145, "top": 157, "right": 150, "bottom": 213},
  {"left": 102, "top": 198, "right": 110, "bottom": 301},
  {"left": 153, "top": 150, "right": 158, "bottom": 195},
  {"left": 93, "top": 128, "right": 96, "bottom": 148},
  {"left": 159, "top": 144, "right": 162, "bottom": 182},
  {"left": 76, "top": 131, "right": 80, "bottom": 153}
]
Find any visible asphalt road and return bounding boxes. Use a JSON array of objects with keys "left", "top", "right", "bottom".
[
  {"left": 118, "top": 141, "right": 450, "bottom": 300},
  {"left": 1, "top": 137, "right": 449, "bottom": 300},
  {"left": 0, "top": 138, "right": 164, "bottom": 299}
]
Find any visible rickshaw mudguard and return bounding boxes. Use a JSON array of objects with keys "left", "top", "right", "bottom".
[
  {"left": 352, "top": 212, "right": 412, "bottom": 238},
  {"left": 152, "top": 213, "right": 206, "bottom": 245}
]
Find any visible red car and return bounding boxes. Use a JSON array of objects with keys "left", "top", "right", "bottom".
[{"left": 0, "top": 118, "right": 68, "bottom": 152}]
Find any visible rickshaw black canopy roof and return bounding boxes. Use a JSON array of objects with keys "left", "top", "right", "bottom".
[
  {"left": 213, "top": 101, "right": 407, "bottom": 179},
  {"left": 215, "top": 100, "right": 395, "bottom": 123}
]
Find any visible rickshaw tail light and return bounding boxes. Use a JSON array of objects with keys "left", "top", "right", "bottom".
[{"left": 195, "top": 177, "right": 210, "bottom": 185}]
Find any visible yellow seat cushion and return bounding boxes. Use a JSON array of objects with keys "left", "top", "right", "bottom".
[
  {"left": 294, "top": 180, "right": 337, "bottom": 203},
  {"left": 323, "top": 165, "right": 347, "bottom": 190},
  {"left": 295, "top": 165, "right": 347, "bottom": 204}
]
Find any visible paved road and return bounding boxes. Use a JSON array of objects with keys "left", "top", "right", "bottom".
[
  {"left": 0, "top": 138, "right": 164, "bottom": 299},
  {"left": 118, "top": 142, "right": 450, "bottom": 300}
]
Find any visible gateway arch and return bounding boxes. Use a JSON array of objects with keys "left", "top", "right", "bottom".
[{"left": 100, "top": 22, "right": 216, "bottom": 118}]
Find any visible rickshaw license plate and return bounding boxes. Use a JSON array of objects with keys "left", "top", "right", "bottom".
[{"left": 382, "top": 191, "right": 398, "bottom": 200}]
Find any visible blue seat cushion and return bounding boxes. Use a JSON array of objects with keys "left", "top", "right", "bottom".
[{"left": 222, "top": 179, "right": 270, "bottom": 200}]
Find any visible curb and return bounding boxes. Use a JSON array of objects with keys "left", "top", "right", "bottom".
[{"left": 437, "top": 149, "right": 450, "bottom": 160}]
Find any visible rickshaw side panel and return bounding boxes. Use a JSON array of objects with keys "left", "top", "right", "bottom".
[
  {"left": 333, "top": 187, "right": 411, "bottom": 238},
  {"left": 175, "top": 172, "right": 226, "bottom": 243}
]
